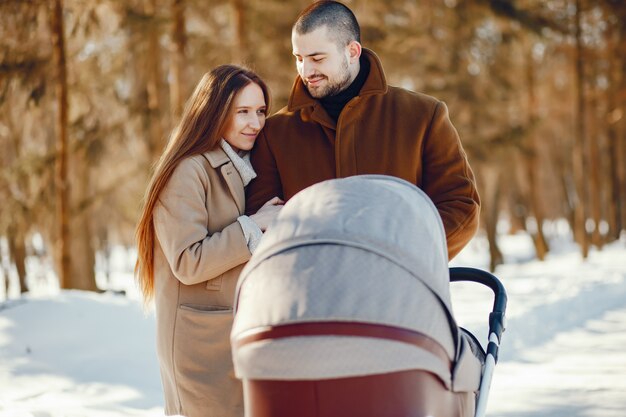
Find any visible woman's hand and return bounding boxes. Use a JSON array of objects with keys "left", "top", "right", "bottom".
[{"left": 249, "top": 196, "right": 284, "bottom": 231}]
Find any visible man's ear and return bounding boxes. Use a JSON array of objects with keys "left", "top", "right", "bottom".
[{"left": 347, "top": 40, "right": 362, "bottom": 63}]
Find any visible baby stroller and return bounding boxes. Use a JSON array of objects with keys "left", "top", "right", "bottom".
[{"left": 231, "top": 175, "right": 507, "bottom": 417}]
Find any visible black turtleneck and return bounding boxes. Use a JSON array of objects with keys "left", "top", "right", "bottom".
[{"left": 320, "top": 56, "right": 370, "bottom": 123}]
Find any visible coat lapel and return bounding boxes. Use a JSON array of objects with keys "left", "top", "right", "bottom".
[
  {"left": 220, "top": 163, "right": 245, "bottom": 214},
  {"left": 203, "top": 148, "right": 245, "bottom": 214}
]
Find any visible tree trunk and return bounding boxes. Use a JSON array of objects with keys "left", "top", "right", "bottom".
[
  {"left": 477, "top": 165, "right": 504, "bottom": 272},
  {"left": 231, "top": 0, "right": 250, "bottom": 64},
  {"left": 572, "top": 0, "right": 589, "bottom": 258},
  {"left": 145, "top": 0, "right": 165, "bottom": 163},
  {"left": 49, "top": 0, "right": 71, "bottom": 287},
  {"left": 587, "top": 57, "right": 603, "bottom": 248},
  {"left": 606, "top": 23, "right": 622, "bottom": 239},
  {"left": 68, "top": 217, "right": 97, "bottom": 291},
  {"left": 522, "top": 154, "right": 549, "bottom": 259},
  {"left": 65, "top": 148, "right": 99, "bottom": 291},
  {"left": 0, "top": 256, "right": 11, "bottom": 300},
  {"left": 95, "top": 226, "right": 112, "bottom": 284},
  {"left": 170, "top": 0, "right": 186, "bottom": 121},
  {"left": 506, "top": 188, "right": 527, "bottom": 235},
  {"left": 7, "top": 226, "right": 28, "bottom": 294},
  {"left": 618, "top": 22, "right": 626, "bottom": 235},
  {"left": 524, "top": 39, "right": 549, "bottom": 260},
  {"left": 1, "top": 244, "right": 10, "bottom": 298},
  {"left": 554, "top": 143, "right": 577, "bottom": 237},
  {"left": 546, "top": 129, "right": 577, "bottom": 237}
]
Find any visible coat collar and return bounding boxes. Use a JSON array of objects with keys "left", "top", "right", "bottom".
[
  {"left": 219, "top": 139, "right": 257, "bottom": 187},
  {"left": 287, "top": 48, "right": 389, "bottom": 113},
  {"left": 202, "top": 147, "right": 245, "bottom": 213},
  {"left": 204, "top": 146, "right": 230, "bottom": 168}
]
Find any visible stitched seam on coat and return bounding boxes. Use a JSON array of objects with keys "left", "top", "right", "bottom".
[{"left": 421, "top": 100, "right": 440, "bottom": 159}]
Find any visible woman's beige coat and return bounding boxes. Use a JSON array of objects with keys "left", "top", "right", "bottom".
[{"left": 153, "top": 147, "right": 251, "bottom": 417}]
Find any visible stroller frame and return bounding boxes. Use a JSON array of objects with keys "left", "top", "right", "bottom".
[
  {"left": 232, "top": 176, "right": 508, "bottom": 417},
  {"left": 450, "top": 267, "right": 508, "bottom": 417}
]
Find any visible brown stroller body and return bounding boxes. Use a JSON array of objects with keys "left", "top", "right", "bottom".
[{"left": 231, "top": 176, "right": 506, "bottom": 417}]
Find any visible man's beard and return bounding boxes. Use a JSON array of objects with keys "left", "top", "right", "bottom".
[{"left": 306, "top": 60, "right": 351, "bottom": 99}]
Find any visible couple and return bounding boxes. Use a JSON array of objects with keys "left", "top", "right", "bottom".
[{"left": 135, "top": 1, "right": 480, "bottom": 417}]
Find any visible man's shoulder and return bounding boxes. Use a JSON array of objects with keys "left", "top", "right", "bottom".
[
  {"left": 385, "top": 86, "right": 441, "bottom": 109},
  {"left": 269, "top": 104, "right": 298, "bottom": 119},
  {"left": 264, "top": 105, "right": 302, "bottom": 130}
]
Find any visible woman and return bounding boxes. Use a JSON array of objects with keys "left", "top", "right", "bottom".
[{"left": 135, "top": 65, "right": 282, "bottom": 417}]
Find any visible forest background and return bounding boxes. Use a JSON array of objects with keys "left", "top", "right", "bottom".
[{"left": 1, "top": 0, "right": 625, "bottom": 293}]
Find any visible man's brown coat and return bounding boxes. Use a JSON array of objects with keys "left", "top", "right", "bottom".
[{"left": 247, "top": 49, "right": 480, "bottom": 259}]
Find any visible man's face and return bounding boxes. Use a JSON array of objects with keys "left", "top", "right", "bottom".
[{"left": 292, "top": 27, "right": 352, "bottom": 98}]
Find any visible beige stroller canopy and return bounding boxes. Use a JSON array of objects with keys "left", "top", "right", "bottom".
[{"left": 232, "top": 175, "right": 481, "bottom": 393}]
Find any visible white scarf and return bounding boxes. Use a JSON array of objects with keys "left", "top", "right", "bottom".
[{"left": 220, "top": 139, "right": 257, "bottom": 187}]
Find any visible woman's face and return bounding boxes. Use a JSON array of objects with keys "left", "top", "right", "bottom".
[{"left": 222, "top": 82, "right": 267, "bottom": 152}]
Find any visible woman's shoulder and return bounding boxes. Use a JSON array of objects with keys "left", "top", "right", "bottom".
[
  {"left": 174, "top": 154, "right": 212, "bottom": 176},
  {"left": 165, "top": 154, "right": 213, "bottom": 193}
]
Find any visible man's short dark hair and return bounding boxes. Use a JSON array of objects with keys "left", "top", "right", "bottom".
[{"left": 293, "top": 1, "right": 361, "bottom": 47}]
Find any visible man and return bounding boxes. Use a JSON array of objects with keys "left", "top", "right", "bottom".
[{"left": 246, "top": 1, "right": 479, "bottom": 259}]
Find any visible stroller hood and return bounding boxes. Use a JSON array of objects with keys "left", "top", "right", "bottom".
[
  {"left": 232, "top": 176, "right": 478, "bottom": 390},
  {"left": 236, "top": 174, "right": 452, "bottom": 307}
]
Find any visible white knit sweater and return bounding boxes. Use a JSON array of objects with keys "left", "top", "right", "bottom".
[{"left": 220, "top": 139, "right": 262, "bottom": 253}]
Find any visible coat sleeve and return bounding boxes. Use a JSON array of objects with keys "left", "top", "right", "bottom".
[
  {"left": 153, "top": 158, "right": 251, "bottom": 286},
  {"left": 245, "top": 129, "right": 284, "bottom": 215},
  {"left": 421, "top": 101, "right": 480, "bottom": 260}
]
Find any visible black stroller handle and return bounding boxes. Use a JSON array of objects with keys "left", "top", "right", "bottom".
[{"left": 449, "top": 267, "right": 507, "bottom": 343}]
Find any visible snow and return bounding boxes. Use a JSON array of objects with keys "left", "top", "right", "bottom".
[
  {"left": 450, "top": 231, "right": 626, "bottom": 417},
  {"left": 1, "top": 230, "right": 625, "bottom": 417}
]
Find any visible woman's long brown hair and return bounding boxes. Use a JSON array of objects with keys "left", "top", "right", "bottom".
[{"left": 134, "top": 65, "right": 270, "bottom": 303}]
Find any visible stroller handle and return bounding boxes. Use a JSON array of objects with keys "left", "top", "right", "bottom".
[
  {"left": 449, "top": 267, "right": 507, "bottom": 343},
  {"left": 450, "top": 267, "right": 507, "bottom": 417}
]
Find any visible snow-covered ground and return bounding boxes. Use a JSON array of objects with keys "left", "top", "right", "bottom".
[
  {"left": 1, "top": 229, "right": 625, "bottom": 417},
  {"left": 450, "top": 232, "right": 626, "bottom": 417}
]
